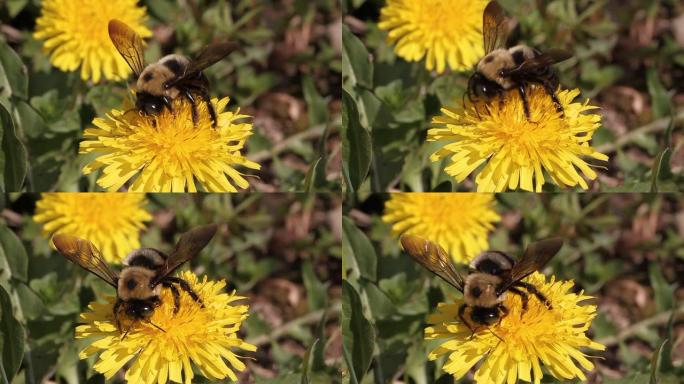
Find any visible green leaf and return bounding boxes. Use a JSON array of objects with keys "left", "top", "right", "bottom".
[
  {"left": 342, "top": 281, "right": 375, "bottom": 383},
  {"left": 7, "top": 0, "right": 29, "bottom": 18},
  {"left": 342, "top": 90, "right": 372, "bottom": 192},
  {"left": 0, "top": 103, "right": 28, "bottom": 191},
  {"left": 302, "top": 76, "right": 329, "bottom": 127},
  {"left": 14, "top": 100, "right": 47, "bottom": 139},
  {"left": 303, "top": 157, "right": 327, "bottom": 192},
  {"left": 659, "top": 311, "right": 675, "bottom": 373},
  {"left": 301, "top": 338, "right": 319, "bottom": 384},
  {"left": 0, "top": 224, "right": 28, "bottom": 284},
  {"left": 342, "top": 217, "right": 377, "bottom": 281},
  {"left": 650, "top": 148, "right": 672, "bottom": 193},
  {"left": 646, "top": 68, "right": 672, "bottom": 120},
  {"left": 0, "top": 41, "right": 28, "bottom": 100},
  {"left": 649, "top": 339, "right": 668, "bottom": 384},
  {"left": 0, "top": 285, "right": 25, "bottom": 382},
  {"left": 342, "top": 25, "right": 373, "bottom": 89},
  {"left": 648, "top": 263, "right": 674, "bottom": 312},
  {"left": 302, "top": 261, "right": 327, "bottom": 311}
]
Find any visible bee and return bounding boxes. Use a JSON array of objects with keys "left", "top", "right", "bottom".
[
  {"left": 466, "top": 1, "right": 572, "bottom": 120},
  {"left": 107, "top": 19, "right": 238, "bottom": 127},
  {"left": 52, "top": 224, "right": 218, "bottom": 335},
  {"left": 401, "top": 235, "right": 563, "bottom": 330}
]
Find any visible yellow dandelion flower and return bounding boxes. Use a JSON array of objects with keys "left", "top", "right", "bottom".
[
  {"left": 79, "top": 97, "right": 260, "bottom": 192},
  {"left": 34, "top": 193, "right": 150, "bottom": 263},
  {"left": 426, "top": 272, "right": 605, "bottom": 384},
  {"left": 383, "top": 193, "right": 499, "bottom": 264},
  {"left": 33, "top": 0, "right": 151, "bottom": 82},
  {"left": 76, "top": 271, "right": 256, "bottom": 383},
  {"left": 378, "top": 0, "right": 488, "bottom": 73},
  {"left": 429, "top": 87, "right": 608, "bottom": 192}
]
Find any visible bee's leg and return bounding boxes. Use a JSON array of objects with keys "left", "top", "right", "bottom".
[
  {"left": 497, "top": 303, "right": 509, "bottom": 321},
  {"left": 467, "top": 92, "right": 482, "bottom": 119},
  {"left": 113, "top": 299, "right": 123, "bottom": 332},
  {"left": 164, "top": 276, "right": 205, "bottom": 308},
  {"left": 162, "top": 96, "right": 173, "bottom": 112},
  {"left": 182, "top": 90, "right": 200, "bottom": 125},
  {"left": 458, "top": 304, "right": 476, "bottom": 339},
  {"left": 513, "top": 281, "right": 552, "bottom": 309},
  {"left": 162, "top": 280, "right": 181, "bottom": 314},
  {"left": 517, "top": 85, "right": 531, "bottom": 120},
  {"left": 542, "top": 81, "right": 564, "bottom": 116},
  {"left": 207, "top": 100, "right": 217, "bottom": 128},
  {"left": 506, "top": 286, "right": 529, "bottom": 317}
]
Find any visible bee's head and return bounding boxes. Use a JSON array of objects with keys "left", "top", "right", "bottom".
[
  {"left": 469, "top": 72, "right": 503, "bottom": 99},
  {"left": 469, "top": 305, "right": 501, "bottom": 326},
  {"left": 136, "top": 93, "right": 169, "bottom": 116},
  {"left": 125, "top": 298, "right": 159, "bottom": 320}
]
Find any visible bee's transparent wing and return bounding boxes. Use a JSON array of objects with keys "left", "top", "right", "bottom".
[
  {"left": 108, "top": 19, "right": 145, "bottom": 77},
  {"left": 52, "top": 235, "right": 118, "bottom": 287},
  {"left": 482, "top": 1, "right": 508, "bottom": 54},
  {"left": 508, "top": 237, "right": 563, "bottom": 283},
  {"left": 400, "top": 235, "right": 465, "bottom": 291},
  {"left": 152, "top": 224, "right": 218, "bottom": 285},
  {"left": 186, "top": 41, "right": 238, "bottom": 75}
]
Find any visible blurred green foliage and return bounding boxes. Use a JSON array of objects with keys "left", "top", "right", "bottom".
[
  {"left": 343, "top": 193, "right": 684, "bottom": 383},
  {"left": 342, "top": 0, "right": 684, "bottom": 192},
  {"left": 0, "top": 193, "right": 342, "bottom": 383},
  {"left": 0, "top": 0, "right": 341, "bottom": 192}
]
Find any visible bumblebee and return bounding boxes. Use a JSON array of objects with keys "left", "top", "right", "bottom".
[
  {"left": 401, "top": 235, "right": 563, "bottom": 330},
  {"left": 108, "top": 19, "right": 237, "bottom": 127},
  {"left": 52, "top": 224, "right": 217, "bottom": 335},
  {"left": 467, "top": 1, "right": 572, "bottom": 119}
]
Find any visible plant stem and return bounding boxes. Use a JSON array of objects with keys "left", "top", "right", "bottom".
[
  {"left": 596, "top": 110, "right": 684, "bottom": 153},
  {"left": 597, "top": 306, "right": 684, "bottom": 347},
  {"left": 248, "top": 124, "right": 333, "bottom": 163},
  {"left": 246, "top": 301, "right": 341, "bottom": 346}
]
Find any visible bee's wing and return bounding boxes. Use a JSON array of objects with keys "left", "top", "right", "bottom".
[
  {"left": 185, "top": 41, "right": 239, "bottom": 76},
  {"left": 507, "top": 237, "right": 563, "bottom": 283},
  {"left": 483, "top": 1, "right": 508, "bottom": 54},
  {"left": 502, "top": 49, "right": 572, "bottom": 77},
  {"left": 52, "top": 235, "right": 118, "bottom": 287},
  {"left": 152, "top": 224, "right": 218, "bottom": 285},
  {"left": 400, "top": 235, "right": 465, "bottom": 291},
  {"left": 108, "top": 19, "right": 146, "bottom": 77}
]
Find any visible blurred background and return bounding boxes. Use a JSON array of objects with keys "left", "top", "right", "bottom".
[
  {"left": 343, "top": 193, "right": 683, "bottom": 383},
  {"left": 343, "top": 0, "right": 684, "bottom": 192},
  {"left": 0, "top": 193, "right": 342, "bottom": 383},
  {"left": 0, "top": 0, "right": 341, "bottom": 192}
]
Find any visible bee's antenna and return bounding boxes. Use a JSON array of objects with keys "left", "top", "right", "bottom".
[
  {"left": 120, "top": 322, "right": 135, "bottom": 340},
  {"left": 147, "top": 320, "right": 166, "bottom": 333},
  {"left": 487, "top": 327, "right": 504, "bottom": 344}
]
